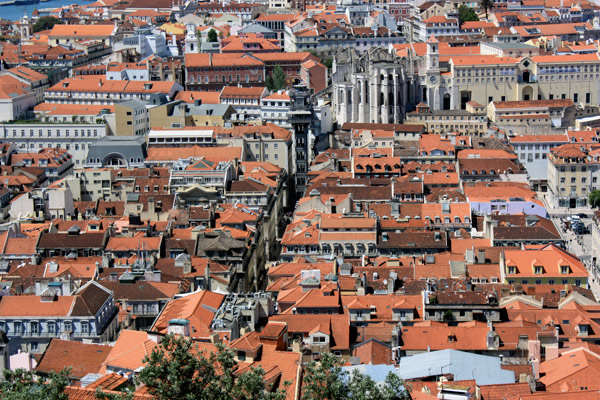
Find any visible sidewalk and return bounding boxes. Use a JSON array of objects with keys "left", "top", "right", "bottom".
[
  {"left": 561, "top": 221, "right": 600, "bottom": 299},
  {"left": 536, "top": 193, "right": 600, "bottom": 298},
  {"left": 540, "top": 193, "right": 591, "bottom": 217}
]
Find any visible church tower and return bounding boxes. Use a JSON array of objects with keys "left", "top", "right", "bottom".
[
  {"left": 425, "top": 34, "right": 442, "bottom": 109},
  {"left": 185, "top": 23, "right": 200, "bottom": 53},
  {"left": 426, "top": 34, "right": 439, "bottom": 71}
]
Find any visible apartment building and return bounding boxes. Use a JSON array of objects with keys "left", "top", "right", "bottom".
[
  {"left": 216, "top": 124, "right": 294, "bottom": 173},
  {"left": 509, "top": 134, "right": 569, "bottom": 192},
  {"left": 488, "top": 99, "right": 576, "bottom": 135},
  {"left": 114, "top": 100, "right": 150, "bottom": 136},
  {"left": 405, "top": 101, "right": 487, "bottom": 136},
  {"left": 0, "top": 66, "right": 50, "bottom": 104},
  {"left": 0, "top": 122, "right": 107, "bottom": 166},
  {"left": 0, "top": 281, "right": 118, "bottom": 355},
  {"left": 44, "top": 76, "right": 183, "bottom": 106},
  {"left": 149, "top": 101, "right": 235, "bottom": 129},
  {"left": 0, "top": 76, "right": 36, "bottom": 122},
  {"left": 63, "top": 169, "right": 113, "bottom": 201},
  {"left": 410, "top": 16, "right": 460, "bottom": 42},
  {"left": 184, "top": 53, "right": 265, "bottom": 91},
  {"left": 169, "top": 158, "right": 234, "bottom": 194},
  {"left": 219, "top": 86, "right": 268, "bottom": 120},
  {"left": 281, "top": 212, "right": 378, "bottom": 260},
  {"left": 10, "top": 148, "right": 74, "bottom": 183},
  {"left": 547, "top": 143, "right": 599, "bottom": 208},
  {"left": 260, "top": 92, "right": 292, "bottom": 129},
  {"left": 501, "top": 244, "right": 588, "bottom": 287},
  {"left": 47, "top": 24, "right": 119, "bottom": 46}
]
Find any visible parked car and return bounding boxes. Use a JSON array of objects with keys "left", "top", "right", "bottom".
[
  {"left": 577, "top": 213, "right": 588, "bottom": 219},
  {"left": 572, "top": 222, "right": 587, "bottom": 234}
]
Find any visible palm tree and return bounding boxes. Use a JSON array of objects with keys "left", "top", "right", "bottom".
[{"left": 480, "top": 0, "right": 494, "bottom": 20}]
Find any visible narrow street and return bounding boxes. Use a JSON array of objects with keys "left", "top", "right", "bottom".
[{"left": 553, "top": 215, "right": 600, "bottom": 299}]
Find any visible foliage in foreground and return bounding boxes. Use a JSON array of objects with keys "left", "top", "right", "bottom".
[
  {"left": 302, "top": 352, "right": 410, "bottom": 400},
  {"left": 0, "top": 367, "right": 71, "bottom": 400}
]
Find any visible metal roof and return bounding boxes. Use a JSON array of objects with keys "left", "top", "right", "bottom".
[{"left": 397, "top": 349, "right": 515, "bottom": 385}]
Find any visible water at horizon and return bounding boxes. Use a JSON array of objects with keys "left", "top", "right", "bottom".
[{"left": 1, "top": 0, "right": 86, "bottom": 22}]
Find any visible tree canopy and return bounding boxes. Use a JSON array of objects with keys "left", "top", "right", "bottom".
[
  {"left": 458, "top": 5, "right": 479, "bottom": 23},
  {"left": 207, "top": 29, "right": 219, "bottom": 42},
  {"left": 33, "top": 16, "right": 64, "bottom": 33},
  {"left": 589, "top": 190, "right": 600, "bottom": 208},
  {"left": 302, "top": 352, "right": 409, "bottom": 400},
  {"left": 137, "top": 334, "right": 289, "bottom": 400},
  {"left": 0, "top": 368, "right": 71, "bottom": 400},
  {"left": 267, "top": 65, "right": 286, "bottom": 91}
]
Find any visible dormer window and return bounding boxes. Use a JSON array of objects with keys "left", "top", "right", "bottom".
[
  {"left": 560, "top": 265, "right": 570, "bottom": 274},
  {"left": 508, "top": 266, "right": 516, "bottom": 275},
  {"left": 313, "top": 335, "right": 326, "bottom": 343},
  {"left": 534, "top": 266, "right": 543, "bottom": 274}
]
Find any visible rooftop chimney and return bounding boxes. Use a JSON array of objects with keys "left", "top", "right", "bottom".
[{"left": 167, "top": 319, "right": 190, "bottom": 337}]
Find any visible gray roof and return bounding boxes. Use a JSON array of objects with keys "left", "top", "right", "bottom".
[
  {"left": 172, "top": 103, "right": 232, "bottom": 117},
  {"left": 86, "top": 135, "right": 147, "bottom": 165},
  {"left": 397, "top": 349, "right": 515, "bottom": 385},
  {"left": 484, "top": 42, "right": 538, "bottom": 50},
  {"left": 118, "top": 99, "right": 148, "bottom": 108},
  {"left": 200, "top": 42, "right": 220, "bottom": 52},
  {"left": 239, "top": 23, "right": 275, "bottom": 34}
]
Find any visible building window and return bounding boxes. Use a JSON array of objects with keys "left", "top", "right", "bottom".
[{"left": 30, "top": 321, "right": 39, "bottom": 335}]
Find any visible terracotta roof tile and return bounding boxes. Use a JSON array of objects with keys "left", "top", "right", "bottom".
[
  {"left": 152, "top": 290, "right": 225, "bottom": 337},
  {"left": 36, "top": 339, "right": 111, "bottom": 379},
  {"left": 101, "top": 330, "right": 157, "bottom": 373}
]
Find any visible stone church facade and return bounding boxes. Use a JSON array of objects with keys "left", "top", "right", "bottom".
[{"left": 332, "top": 47, "right": 420, "bottom": 125}]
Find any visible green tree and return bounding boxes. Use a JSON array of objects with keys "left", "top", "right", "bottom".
[
  {"left": 458, "top": 5, "right": 479, "bottom": 23},
  {"left": 0, "top": 368, "right": 71, "bottom": 400},
  {"left": 94, "top": 388, "right": 134, "bottom": 400},
  {"left": 443, "top": 310, "right": 455, "bottom": 322},
  {"left": 324, "top": 58, "right": 333, "bottom": 69},
  {"left": 265, "top": 74, "right": 274, "bottom": 91},
  {"left": 32, "top": 16, "right": 64, "bottom": 33},
  {"left": 207, "top": 28, "right": 218, "bottom": 42},
  {"left": 138, "top": 334, "right": 288, "bottom": 400},
  {"left": 271, "top": 65, "right": 286, "bottom": 91},
  {"left": 589, "top": 189, "right": 600, "bottom": 208},
  {"left": 480, "top": 0, "right": 494, "bottom": 20},
  {"left": 302, "top": 353, "right": 409, "bottom": 400}
]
